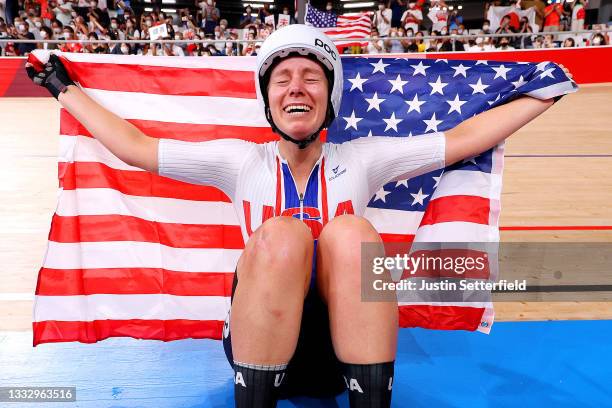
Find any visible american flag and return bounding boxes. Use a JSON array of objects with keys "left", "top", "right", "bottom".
[
  {"left": 31, "top": 51, "right": 575, "bottom": 345},
  {"left": 305, "top": 3, "right": 372, "bottom": 48}
]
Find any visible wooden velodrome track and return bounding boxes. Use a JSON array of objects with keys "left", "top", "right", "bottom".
[{"left": 1, "top": 83, "right": 611, "bottom": 332}]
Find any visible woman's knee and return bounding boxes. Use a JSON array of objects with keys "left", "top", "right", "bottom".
[
  {"left": 319, "top": 215, "right": 381, "bottom": 253},
  {"left": 238, "top": 216, "right": 313, "bottom": 286}
]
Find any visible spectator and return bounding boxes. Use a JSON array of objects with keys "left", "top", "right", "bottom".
[
  {"left": 367, "top": 28, "right": 386, "bottom": 53},
  {"left": 543, "top": 1, "right": 564, "bottom": 32},
  {"left": 239, "top": 5, "right": 255, "bottom": 29},
  {"left": 570, "top": 0, "right": 586, "bottom": 32},
  {"left": 385, "top": 26, "right": 404, "bottom": 53},
  {"left": 389, "top": 0, "right": 405, "bottom": 28},
  {"left": 495, "top": 15, "right": 516, "bottom": 47},
  {"left": 504, "top": 0, "right": 521, "bottom": 32},
  {"left": 87, "top": 0, "right": 110, "bottom": 31},
  {"left": 13, "top": 19, "right": 36, "bottom": 55},
  {"left": 124, "top": 17, "right": 139, "bottom": 40},
  {"left": 518, "top": 16, "right": 533, "bottom": 48},
  {"left": 119, "top": 43, "right": 131, "bottom": 55},
  {"left": 400, "top": 1, "right": 422, "bottom": 34},
  {"left": 497, "top": 36, "right": 515, "bottom": 50},
  {"left": 590, "top": 33, "right": 607, "bottom": 46},
  {"left": 372, "top": 1, "right": 392, "bottom": 37},
  {"left": 428, "top": 0, "right": 448, "bottom": 33},
  {"left": 469, "top": 36, "right": 494, "bottom": 52},
  {"left": 52, "top": 0, "right": 72, "bottom": 26},
  {"left": 563, "top": 37, "right": 575, "bottom": 48},
  {"left": 481, "top": 19, "right": 491, "bottom": 34},
  {"left": 36, "top": 26, "right": 57, "bottom": 50},
  {"left": 59, "top": 25, "right": 82, "bottom": 52},
  {"left": 278, "top": 6, "right": 296, "bottom": 26},
  {"left": 84, "top": 31, "right": 104, "bottom": 53},
  {"left": 532, "top": 35, "right": 544, "bottom": 48},
  {"left": 439, "top": 29, "right": 465, "bottom": 51},
  {"left": 414, "top": 30, "right": 426, "bottom": 52},
  {"left": 543, "top": 33, "right": 556, "bottom": 48},
  {"left": 426, "top": 30, "right": 441, "bottom": 51},
  {"left": 448, "top": 8, "right": 463, "bottom": 31},
  {"left": 200, "top": 0, "right": 219, "bottom": 35},
  {"left": 221, "top": 40, "right": 236, "bottom": 56}
]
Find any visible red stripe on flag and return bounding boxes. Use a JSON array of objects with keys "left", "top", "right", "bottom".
[
  {"left": 420, "top": 195, "right": 490, "bottom": 226},
  {"left": 380, "top": 233, "right": 414, "bottom": 243},
  {"left": 60, "top": 109, "right": 279, "bottom": 143},
  {"left": 33, "top": 319, "right": 224, "bottom": 346},
  {"left": 399, "top": 305, "right": 484, "bottom": 331},
  {"left": 60, "top": 161, "right": 231, "bottom": 202},
  {"left": 63, "top": 61, "right": 256, "bottom": 97},
  {"left": 48, "top": 214, "right": 244, "bottom": 248},
  {"left": 36, "top": 267, "right": 234, "bottom": 296}
]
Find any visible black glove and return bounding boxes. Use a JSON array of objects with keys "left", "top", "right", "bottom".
[{"left": 25, "top": 54, "right": 76, "bottom": 99}]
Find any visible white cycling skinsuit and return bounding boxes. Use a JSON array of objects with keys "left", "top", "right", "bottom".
[{"left": 157, "top": 133, "right": 446, "bottom": 242}]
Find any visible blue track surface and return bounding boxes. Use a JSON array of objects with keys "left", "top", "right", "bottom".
[{"left": 1, "top": 320, "right": 611, "bottom": 408}]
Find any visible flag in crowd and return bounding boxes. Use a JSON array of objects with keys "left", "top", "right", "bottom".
[
  {"left": 305, "top": 3, "right": 372, "bottom": 48},
  {"left": 30, "top": 50, "right": 576, "bottom": 345}
]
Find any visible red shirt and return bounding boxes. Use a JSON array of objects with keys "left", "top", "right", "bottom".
[
  {"left": 506, "top": 11, "right": 520, "bottom": 31},
  {"left": 544, "top": 4, "right": 562, "bottom": 27}
]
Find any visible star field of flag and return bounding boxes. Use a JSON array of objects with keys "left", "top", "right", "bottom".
[
  {"left": 305, "top": 3, "right": 338, "bottom": 27},
  {"left": 326, "top": 57, "right": 576, "bottom": 212}
]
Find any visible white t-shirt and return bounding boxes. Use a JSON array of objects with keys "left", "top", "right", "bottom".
[
  {"left": 428, "top": 6, "right": 448, "bottom": 33},
  {"left": 158, "top": 135, "right": 446, "bottom": 242},
  {"left": 400, "top": 8, "right": 423, "bottom": 33},
  {"left": 53, "top": 2, "right": 73, "bottom": 27},
  {"left": 373, "top": 8, "right": 393, "bottom": 36}
]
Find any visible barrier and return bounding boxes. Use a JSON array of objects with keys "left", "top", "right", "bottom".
[{"left": 1, "top": 46, "right": 610, "bottom": 97}]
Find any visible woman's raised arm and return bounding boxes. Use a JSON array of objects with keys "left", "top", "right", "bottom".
[{"left": 26, "top": 54, "right": 159, "bottom": 173}]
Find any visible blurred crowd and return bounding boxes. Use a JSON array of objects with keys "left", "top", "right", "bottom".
[
  {"left": 363, "top": 0, "right": 608, "bottom": 54},
  {"left": 0, "top": 0, "right": 609, "bottom": 57}
]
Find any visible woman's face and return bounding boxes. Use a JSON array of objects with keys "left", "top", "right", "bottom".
[{"left": 267, "top": 57, "right": 329, "bottom": 141}]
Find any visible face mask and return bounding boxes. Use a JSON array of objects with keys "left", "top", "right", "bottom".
[
  {"left": 391, "top": 32, "right": 397, "bottom": 37},
  {"left": 146, "top": 20, "right": 152, "bottom": 26},
  {"left": 409, "top": 3, "right": 415, "bottom": 8},
  {"left": 283, "top": 9, "right": 288, "bottom": 14},
  {"left": 63, "top": 32, "right": 71, "bottom": 38},
  {"left": 593, "top": 37, "right": 601, "bottom": 45},
  {"left": 111, "top": 23, "right": 117, "bottom": 29},
  {"left": 121, "top": 46, "right": 129, "bottom": 54},
  {"left": 246, "top": 8, "right": 251, "bottom": 14},
  {"left": 199, "top": 31, "right": 205, "bottom": 36},
  {"left": 458, "top": 29, "right": 464, "bottom": 34},
  {"left": 174, "top": 35, "right": 180, "bottom": 40},
  {"left": 18, "top": 24, "right": 25, "bottom": 31},
  {"left": 482, "top": 25, "right": 489, "bottom": 30},
  {"left": 71, "top": 11, "right": 77, "bottom": 17},
  {"left": 57, "top": 0, "right": 63, "bottom": 4},
  {"left": 326, "top": 5, "right": 333, "bottom": 10},
  {"left": 40, "top": 30, "right": 47, "bottom": 38},
  {"left": 441, "top": 29, "right": 447, "bottom": 35},
  {"left": 207, "top": 0, "right": 212, "bottom": 5},
  {"left": 35, "top": 21, "right": 42, "bottom": 28},
  {"left": 501, "top": 42, "right": 509, "bottom": 47}
]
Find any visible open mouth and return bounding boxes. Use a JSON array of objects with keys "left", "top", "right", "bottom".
[{"left": 283, "top": 104, "right": 313, "bottom": 116}]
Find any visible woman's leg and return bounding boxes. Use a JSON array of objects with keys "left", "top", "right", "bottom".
[
  {"left": 317, "top": 214, "right": 398, "bottom": 407},
  {"left": 229, "top": 216, "right": 313, "bottom": 407}
]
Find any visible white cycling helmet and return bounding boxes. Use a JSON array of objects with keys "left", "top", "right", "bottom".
[{"left": 255, "top": 24, "right": 344, "bottom": 149}]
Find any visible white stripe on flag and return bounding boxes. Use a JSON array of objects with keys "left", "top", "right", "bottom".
[
  {"left": 56, "top": 189, "right": 238, "bottom": 225},
  {"left": 42, "top": 241, "right": 241, "bottom": 272},
  {"left": 414, "top": 222, "right": 498, "bottom": 242},
  {"left": 82, "top": 88, "right": 269, "bottom": 126},
  {"left": 432, "top": 170, "right": 501, "bottom": 200},
  {"left": 64, "top": 53, "right": 257, "bottom": 71},
  {"left": 33, "top": 294, "right": 229, "bottom": 321},
  {"left": 59, "top": 135, "right": 140, "bottom": 170},
  {"left": 364, "top": 207, "right": 423, "bottom": 235}
]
